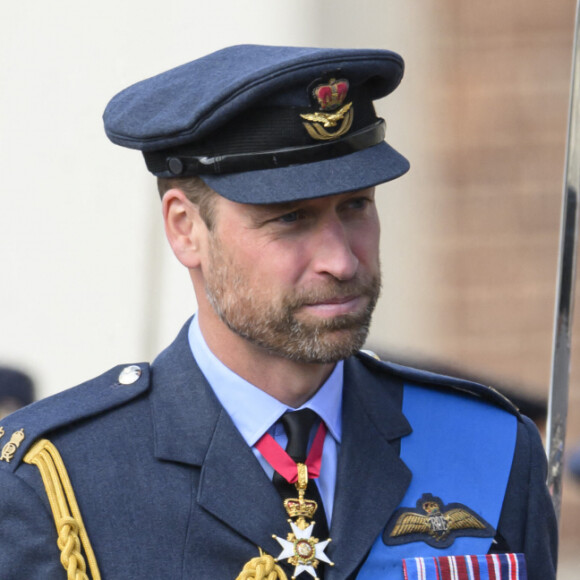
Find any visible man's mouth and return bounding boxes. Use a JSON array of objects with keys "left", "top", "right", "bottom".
[{"left": 300, "top": 295, "right": 366, "bottom": 317}]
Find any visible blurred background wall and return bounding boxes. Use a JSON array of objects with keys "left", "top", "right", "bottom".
[{"left": 1, "top": 0, "right": 579, "bottom": 575}]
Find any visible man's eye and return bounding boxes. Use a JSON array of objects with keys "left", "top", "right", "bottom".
[
  {"left": 277, "top": 210, "right": 303, "bottom": 223},
  {"left": 347, "top": 197, "right": 370, "bottom": 210}
]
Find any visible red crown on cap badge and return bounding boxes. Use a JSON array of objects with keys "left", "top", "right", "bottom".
[{"left": 313, "top": 79, "right": 349, "bottom": 111}]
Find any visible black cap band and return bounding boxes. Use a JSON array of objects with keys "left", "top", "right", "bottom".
[{"left": 144, "top": 119, "right": 386, "bottom": 176}]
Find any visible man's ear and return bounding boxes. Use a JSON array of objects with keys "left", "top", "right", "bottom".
[{"left": 162, "top": 188, "right": 206, "bottom": 269}]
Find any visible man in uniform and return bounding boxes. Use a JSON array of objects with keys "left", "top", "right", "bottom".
[{"left": 0, "top": 45, "right": 557, "bottom": 579}]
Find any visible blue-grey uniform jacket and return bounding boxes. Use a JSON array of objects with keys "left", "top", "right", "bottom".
[{"left": 0, "top": 322, "right": 557, "bottom": 579}]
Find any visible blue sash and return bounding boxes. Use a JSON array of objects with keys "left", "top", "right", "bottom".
[{"left": 356, "top": 382, "right": 517, "bottom": 579}]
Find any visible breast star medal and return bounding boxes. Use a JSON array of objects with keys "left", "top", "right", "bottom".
[
  {"left": 272, "top": 463, "right": 333, "bottom": 579},
  {"left": 256, "top": 422, "right": 334, "bottom": 579}
]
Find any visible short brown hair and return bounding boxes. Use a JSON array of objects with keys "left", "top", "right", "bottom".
[{"left": 157, "top": 176, "right": 218, "bottom": 229}]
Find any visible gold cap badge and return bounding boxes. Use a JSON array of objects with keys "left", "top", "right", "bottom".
[{"left": 300, "top": 78, "right": 354, "bottom": 141}]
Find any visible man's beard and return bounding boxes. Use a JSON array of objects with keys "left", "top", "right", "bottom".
[{"left": 204, "top": 236, "right": 381, "bottom": 364}]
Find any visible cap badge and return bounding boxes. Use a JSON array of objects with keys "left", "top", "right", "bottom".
[
  {"left": 383, "top": 493, "right": 495, "bottom": 548},
  {"left": 300, "top": 78, "right": 354, "bottom": 141},
  {"left": 0, "top": 428, "right": 26, "bottom": 463}
]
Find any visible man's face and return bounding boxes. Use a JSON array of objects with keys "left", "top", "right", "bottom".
[{"left": 202, "top": 188, "right": 381, "bottom": 364}]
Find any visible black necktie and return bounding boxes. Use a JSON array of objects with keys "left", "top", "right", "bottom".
[{"left": 272, "top": 409, "right": 330, "bottom": 542}]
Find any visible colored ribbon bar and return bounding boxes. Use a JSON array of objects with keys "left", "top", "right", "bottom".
[
  {"left": 255, "top": 420, "right": 327, "bottom": 484},
  {"left": 403, "top": 554, "right": 527, "bottom": 580}
]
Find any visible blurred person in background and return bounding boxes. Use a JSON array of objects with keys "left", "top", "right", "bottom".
[{"left": 0, "top": 367, "right": 34, "bottom": 420}]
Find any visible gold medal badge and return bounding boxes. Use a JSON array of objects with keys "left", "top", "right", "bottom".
[
  {"left": 272, "top": 463, "right": 333, "bottom": 579},
  {"left": 236, "top": 464, "right": 333, "bottom": 580},
  {"left": 238, "top": 420, "right": 333, "bottom": 579}
]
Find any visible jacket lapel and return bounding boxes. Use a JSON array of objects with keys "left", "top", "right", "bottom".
[
  {"left": 327, "top": 356, "right": 413, "bottom": 580},
  {"left": 197, "top": 409, "right": 290, "bottom": 556},
  {"left": 149, "top": 321, "right": 288, "bottom": 556}
]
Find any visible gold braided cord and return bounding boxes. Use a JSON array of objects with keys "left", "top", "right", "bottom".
[
  {"left": 24, "top": 439, "right": 101, "bottom": 580},
  {"left": 235, "top": 549, "right": 288, "bottom": 580}
]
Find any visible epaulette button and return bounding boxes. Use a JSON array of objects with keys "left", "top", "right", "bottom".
[{"left": 118, "top": 365, "right": 142, "bottom": 385}]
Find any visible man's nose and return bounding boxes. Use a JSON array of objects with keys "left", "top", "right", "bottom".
[{"left": 310, "top": 219, "right": 359, "bottom": 281}]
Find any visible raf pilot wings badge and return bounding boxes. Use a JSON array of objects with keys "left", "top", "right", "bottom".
[{"left": 383, "top": 493, "right": 495, "bottom": 548}]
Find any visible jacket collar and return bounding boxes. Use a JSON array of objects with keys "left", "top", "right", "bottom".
[{"left": 150, "top": 319, "right": 220, "bottom": 465}]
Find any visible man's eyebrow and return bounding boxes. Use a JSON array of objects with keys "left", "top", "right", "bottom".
[
  {"left": 253, "top": 201, "right": 300, "bottom": 213},
  {"left": 245, "top": 201, "right": 301, "bottom": 220}
]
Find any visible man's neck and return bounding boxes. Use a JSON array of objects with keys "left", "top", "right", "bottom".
[{"left": 197, "top": 311, "right": 335, "bottom": 408}]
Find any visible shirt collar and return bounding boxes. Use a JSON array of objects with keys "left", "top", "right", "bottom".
[{"left": 188, "top": 314, "right": 343, "bottom": 447}]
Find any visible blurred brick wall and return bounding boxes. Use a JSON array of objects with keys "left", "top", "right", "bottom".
[
  {"left": 427, "top": 0, "right": 580, "bottom": 571},
  {"left": 431, "top": 1, "right": 572, "bottom": 396}
]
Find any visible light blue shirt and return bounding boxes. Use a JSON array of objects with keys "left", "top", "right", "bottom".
[{"left": 188, "top": 315, "right": 342, "bottom": 524}]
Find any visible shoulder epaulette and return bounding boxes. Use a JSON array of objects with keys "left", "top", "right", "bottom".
[
  {"left": 0, "top": 363, "right": 150, "bottom": 471},
  {"left": 356, "top": 351, "right": 520, "bottom": 417}
]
